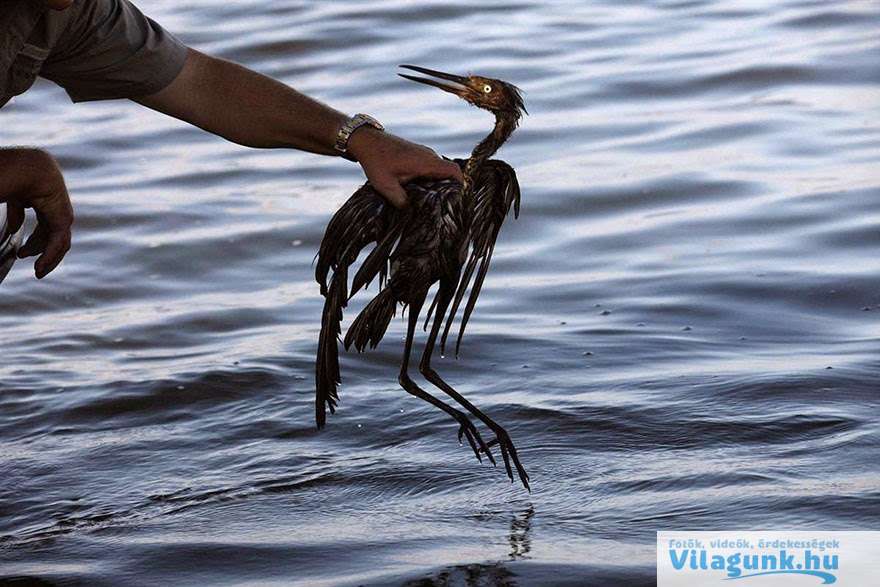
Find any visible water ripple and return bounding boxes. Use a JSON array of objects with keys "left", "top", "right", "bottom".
[{"left": 1, "top": 0, "right": 879, "bottom": 585}]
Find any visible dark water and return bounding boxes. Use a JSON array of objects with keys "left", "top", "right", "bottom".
[{"left": 2, "top": 0, "right": 879, "bottom": 585}]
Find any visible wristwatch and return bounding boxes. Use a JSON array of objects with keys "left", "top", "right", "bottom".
[{"left": 334, "top": 113, "right": 385, "bottom": 161}]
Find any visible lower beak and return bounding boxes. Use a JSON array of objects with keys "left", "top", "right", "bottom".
[{"left": 398, "top": 65, "right": 469, "bottom": 96}]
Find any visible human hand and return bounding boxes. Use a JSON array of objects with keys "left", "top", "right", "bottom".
[
  {"left": 0, "top": 149, "right": 74, "bottom": 279},
  {"left": 348, "top": 128, "right": 463, "bottom": 208}
]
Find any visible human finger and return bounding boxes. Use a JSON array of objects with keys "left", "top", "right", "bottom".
[
  {"left": 34, "top": 228, "right": 71, "bottom": 279},
  {"left": 372, "top": 177, "right": 409, "bottom": 209},
  {"left": 409, "top": 157, "right": 464, "bottom": 183},
  {"left": 19, "top": 188, "right": 74, "bottom": 259},
  {"left": 18, "top": 221, "right": 49, "bottom": 259}
]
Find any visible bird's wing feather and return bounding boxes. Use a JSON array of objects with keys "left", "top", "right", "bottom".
[
  {"left": 440, "top": 159, "right": 521, "bottom": 356},
  {"left": 314, "top": 183, "right": 397, "bottom": 427},
  {"left": 315, "top": 184, "right": 397, "bottom": 296}
]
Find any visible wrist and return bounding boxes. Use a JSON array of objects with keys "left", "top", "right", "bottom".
[
  {"left": 1, "top": 148, "right": 60, "bottom": 195},
  {"left": 334, "top": 113, "right": 384, "bottom": 162},
  {"left": 23, "top": 150, "right": 63, "bottom": 194},
  {"left": 346, "top": 126, "right": 384, "bottom": 162}
]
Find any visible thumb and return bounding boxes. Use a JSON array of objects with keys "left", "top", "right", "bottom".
[
  {"left": 418, "top": 158, "right": 464, "bottom": 183},
  {"left": 372, "top": 178, "right": 409, "bottom": 209}
]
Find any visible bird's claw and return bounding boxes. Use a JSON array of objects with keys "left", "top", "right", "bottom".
[
  {"left": 477, "top": 437, "right": 499, "bottom": 467},
  {"left": 455, "top": 414, "right": 495, "bottom": 465},
  {"left": 491, "top": 429, "right": 530, "bottom": 491}
]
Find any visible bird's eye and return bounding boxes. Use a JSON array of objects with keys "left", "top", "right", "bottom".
[{"left": 482, "top": 84, "right": 492, "bottom": 93}]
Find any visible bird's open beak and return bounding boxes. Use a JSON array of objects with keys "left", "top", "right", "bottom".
[{"left": 398, "top": 65, "right": 470, "bottom": 97}]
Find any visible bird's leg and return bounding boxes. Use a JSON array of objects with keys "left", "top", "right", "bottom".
[
  {"left": 419, "top": 283, "right": 530, "bottom": 490},
  {"left": 419, "top": 282, "right": 497, "bottom": 464},
  {"left": 397, "top": 289, "right": 487, "bottom": 464}
]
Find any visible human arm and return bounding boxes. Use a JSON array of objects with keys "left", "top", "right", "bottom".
[
  {"left": 133, "top": 49, "right": 462, "bottom": 207},
  {"left": 0, "top": 148, "right": 74, "bottom": 279}
]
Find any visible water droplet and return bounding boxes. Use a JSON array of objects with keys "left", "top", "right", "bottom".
[
  {"left": 682, "top": 326, "right": 692, "bottom": 331},
  {"left": 583, "top": 351, "right": 592, "bottom": 356},
  {"left": 600, "top": 310, "right": 611, "bottom": 316}
]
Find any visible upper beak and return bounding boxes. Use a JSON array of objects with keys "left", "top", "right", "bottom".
[{"left": 398, "top": 65, "right": 469, "bottom": 97}]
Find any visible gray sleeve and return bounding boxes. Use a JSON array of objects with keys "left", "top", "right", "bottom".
[{"left": 40, "top": 0, "right": 188, "bottom": 103}]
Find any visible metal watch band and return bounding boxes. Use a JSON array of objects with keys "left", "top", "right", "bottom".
[{"left": 334, "top": 113, "right": 385, "bottom": 159}]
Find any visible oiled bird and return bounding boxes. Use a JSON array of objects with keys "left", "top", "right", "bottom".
[{"left": 315, "top": 65, "right": 529, "bottom": 489}]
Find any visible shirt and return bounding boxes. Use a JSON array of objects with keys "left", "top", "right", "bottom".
[{"left": 0, "top": 0, "right": 188, "bottom": 109}]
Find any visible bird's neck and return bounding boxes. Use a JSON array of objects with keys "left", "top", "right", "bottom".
[{"left": 462, "top": 113, "right": 518, "bottom": 199}]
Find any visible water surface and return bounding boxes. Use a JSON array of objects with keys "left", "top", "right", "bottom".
[{"left": 1, "top": 0, "right": 879, "bottom": 585}]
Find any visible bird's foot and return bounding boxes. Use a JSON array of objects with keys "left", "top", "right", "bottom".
[
  {"left": 489, "top": 428, "right": 530, "bottom": 491},
  {"left": 454, "top": 412, "right": 496, "bottom": 465}
]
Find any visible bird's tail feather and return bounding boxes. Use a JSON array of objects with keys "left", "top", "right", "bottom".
[
  {"left": 344, "top": 288, "right": 397, "bottom": 353},
  {"left": 316, "top": 268, "right": 347, "bottom": 429}
]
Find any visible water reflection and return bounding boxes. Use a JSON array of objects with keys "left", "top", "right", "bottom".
[
  {"left": 401, "top": 506, "right": 535, "bottom": 586},
  {"left": 402, "top": 562, "right": 517, "bottom": 587},
  {"left": 508, "top": 505, "right": 534, "bottom": 561}
]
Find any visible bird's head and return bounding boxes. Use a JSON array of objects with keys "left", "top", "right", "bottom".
[{"left": 399, "top": 65, "right": 526, "bottom": 121}]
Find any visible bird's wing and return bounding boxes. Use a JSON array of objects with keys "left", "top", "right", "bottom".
[
  {"left": 315, "top": 184, "right": 399, "bottom": 298},
  {"left": 314, "top": 183, "right": 398, "bottom": 427},
  {"left": 441, "top": 160, "right": 521, "bottom": 356}
]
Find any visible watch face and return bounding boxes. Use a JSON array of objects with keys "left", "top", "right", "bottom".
[
  {"left": 356, "top": 114, "right": 383, "bottom": 131},
  {"left": 363, "top": 115, "right": 383, "bottom": 130}
]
